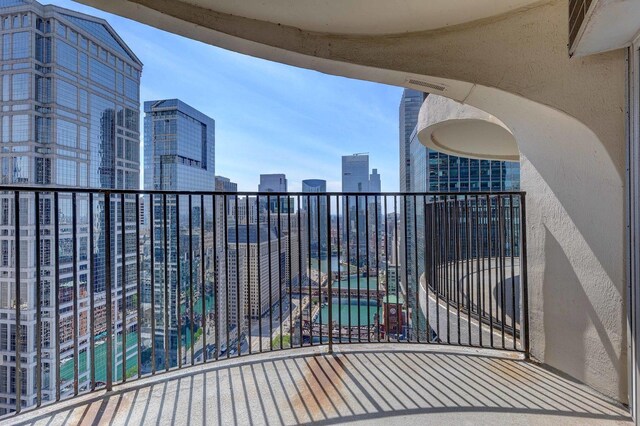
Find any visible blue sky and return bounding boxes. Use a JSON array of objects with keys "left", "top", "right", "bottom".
[{"left": 52, "top": 1, "right": 403, "bottom": 192}]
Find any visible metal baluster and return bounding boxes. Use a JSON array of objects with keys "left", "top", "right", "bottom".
[
  {"left": 176, "top": 195, "right": 182, "bottom": 368},
  {"left": 256, "top": 195, "right": 262, "bottom": 353},
  {"left": 35, "top": 192, "right": 42, "bottom": 404},
  {"left": 73, "top": 193, "right": 79, "bottom": 392},
  {"left": 393, "top": 196, "right": 400, "bottom": 342},
  {"left": 402, "top": 196, "right": 409, "bottom": 343},
  {"left": 509, "top": 194, "right": 517, "bottom": 350},
  {"left": 189, "top": 195, "right": 195, "bottom": 364},
  {"left": 520, "top": 194, "right": 530, "bottom": 358},
  {"left": 346, "top": 195, "right": 351, "bottom": 343},
  {"left": 486, "top": 194, "right": 493, "bottom": 348},
  {"left": 374, "top": 195, "right": 380, "bottom": 343},
  {"left": 335, "top": 195, "right": 341, "bottom": 343},
  {"left": 465, "top": 195, "right": 472, "bottom": 346},
  {"left": 455, "top": 198, "right": 461, "bottom": 345},
  {"left": 224, "top": 195, "right": 230, "bottom": 358},
  {"left": 277, "top": 196, "right": 283, "bottom": 350},
  {"left": 384, "top": 196, "right": 389, "bottom": 343},
  {"left": 365, "top": 196, "right": 371, "bottom": 343},
  {"left": 149, "top": 194, "right": 157, "bottom": 373},
  {"left": 355, "top": 195, "right": 361, "bottom": 343},
  {"left": 316, "top": 195, "right": 321, "bottom": 344},
  {"left": 212, "top": 194, "right": 219, "bottom": 362},
  {"left": 200, "top": 194, "right": 207, "bottom": 362},
  {"left": 267, "top": 195, "right": 272, "bottom": 351},
  {"left": 104, "top": 192, "right": 113, "bottom": 391},
  {"left": 14, "top": 191, "right": 22, "bottom": 412},
  {"left": 498, "top": 195, "right": 506, "bottom": 349},
  {"left": 413, "top": 194, "right": 419, "bottom": 343},
  {"left": 89, "top": 194, "right": 96, "bottom": 388},
  {"left": 135, "top": 195, "right": 142, "bottom": 378},
  {"left": 297, "top": 195, "right": 303, "bottom": 349},
  {"left": 475, "top": 195, "right": 482, "bottom": 347},
  {"left": 288, "top": 197, "right": 292, "bottom": 349},
  {"left": 246, "top": 196, "right": 251, "bottom": 355},
  {"left": 234, "top": 196, "right": 240, "bottom": 357},
  {"left": 120, "top": 193, "right": 127, "bottom": 381},
  {"left": 327, "top": 195, "right": 333, "bottom": 352},
  {"left": 162, "top": 193, "right": 169, "bottom": 371}
]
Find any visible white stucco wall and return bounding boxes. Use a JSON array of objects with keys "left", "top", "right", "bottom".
[
  {"left": 80, "top": 0, "right": 629, "bottom": 402},
  {"left": 417, "top": 95, "right": 519, "bottom": 161}
]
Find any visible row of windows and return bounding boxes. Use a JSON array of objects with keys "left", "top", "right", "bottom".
[
  {"left": 2, "top": 31, "right": 30, "bottom": 61},
  {"left": 2, "top": 14, "right": 29, "bottom": 31}
]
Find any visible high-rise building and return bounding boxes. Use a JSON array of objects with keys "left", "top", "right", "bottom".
[
  {"left": 342, "top": 154, "right": 370, "bottom": 193},
  {"left": 302, "top": 179, "right": 327, "bottom": 254},
  {"left": 341, "top": 154, "right": 381, "bottom": 267},
  {"left": 215, "top": 175, "right": 237, "bottom": 192},
  {"left": 258, "top": 174, "right": 286, "bottom": 192},
  {"left": 0, "top": 0, "right": 142, "bottom": 414},
  {"left": 399, "top": 89, "right": 425, "bottom": 193},
  {"left": 258, "top": 173, "right": 292, "bottom": 213},
  {"left": 144, "top": 98, "right": 215, "bottom": 367}
]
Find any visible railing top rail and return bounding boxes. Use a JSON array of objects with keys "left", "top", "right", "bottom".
[{"left": 0, "top": 185, "right": 526, "bottom": 197}]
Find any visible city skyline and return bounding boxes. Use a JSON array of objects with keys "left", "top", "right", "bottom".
[{"left": 42, "top": 0, "right": 403, "bottom": 193}]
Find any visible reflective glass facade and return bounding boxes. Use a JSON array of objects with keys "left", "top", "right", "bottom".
[
  {"left": 144, "top": 98, "right": 214, "bottom": 368},
  {"left": 0, "top": 0, "right": 141, "bottom": 414}
]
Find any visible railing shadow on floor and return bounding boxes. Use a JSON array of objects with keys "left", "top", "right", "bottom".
[{"left": 8, "top": 345, "right": 630, "bottom": 426}]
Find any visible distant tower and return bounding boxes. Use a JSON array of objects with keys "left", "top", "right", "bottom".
[
  {"left": 399, "top": 89, "right": 424, "bottom": 193},
  {"left": 302, "top": 179, "right": 328, "bottom": 255}
]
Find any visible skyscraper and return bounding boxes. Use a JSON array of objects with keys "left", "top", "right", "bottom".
[
  {"left": 302, "top": 179, "right": 327, "bottom": 255},
  {"left": 0, "top": 0, "right": 142, "bottom": 413},
  {"left": 259, "top": 173, "right": 292, "bottom": 213},
  {"left": 341, "top": 154, "right": 381, "bottom": 267},
  {"left": 258, "top": 174, "right": 287, "bottom": 192},
  {"left": 144, "top": 99, "right": 215, "bottom": 367},
  {"left": 215, "top": 175, "right": 237, "bottom": 192},
  {"left": 398, "top": 89, "right": 425, "bottom": 193}
]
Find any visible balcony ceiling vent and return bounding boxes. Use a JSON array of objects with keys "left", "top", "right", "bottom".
[{"left": 406, "top": 79, "right": 447, "bottom": 93}]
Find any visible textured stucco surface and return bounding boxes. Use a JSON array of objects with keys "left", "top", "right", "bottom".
[
  {"left": 77, "top": 0, "right": 629, "bottom": 403},
  {"left": 416, "top": 95, "right": 519, "bottom": 160}
]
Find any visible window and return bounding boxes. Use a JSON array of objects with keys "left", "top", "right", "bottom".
[
  {"left": 89, "top": 57, "right": 115, "bottom": 88},
  {"left": 12, "top": 32, "right": 29, "bottom": 59},
  {"left": 56, "top": 79, "right": 77, "bottom": 110},
  {"left": 55, "top": 39, "right": 77, "bottom": 72},
  {"left": 11, "top": 115, "right": 29, "bottom": 142},
  {"left": 124, "top": 77, "right": 138, "bottom": 101},
  {"left": 56, "top": 119, "right": 77, "bottom": 148},
  {"left": 11, "top": 73, "right": 29, "bottom": 100},
  {"left": 56, "top": 158, "right": 76, "bottom": 185}
]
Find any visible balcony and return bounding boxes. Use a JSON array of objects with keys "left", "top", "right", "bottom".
[{"left": 0, "top": 187, "right": 630, "bottom": 424}]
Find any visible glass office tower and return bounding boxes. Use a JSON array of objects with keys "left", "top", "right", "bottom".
[
  {"left": 144, "top": 98, "right": 215, "bottom": 368},
  {"left": 302, "top": 179, "right": 327, "bottom": 255},
  {"left": 0, "top": 0, "right": 142, "bottom": 414}
]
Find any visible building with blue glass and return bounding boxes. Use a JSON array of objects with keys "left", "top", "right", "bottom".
[
  {"left": 0, "top": 0, "right": 142, "bottom": 414},
  {"left": 144, "top": 98, "right": 215, "bottom": 368},
  {"left": 302, "top": 179, "right": 327, "bottom": 255}
]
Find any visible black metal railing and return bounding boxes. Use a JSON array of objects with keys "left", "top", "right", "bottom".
[{"left": 0, "top": 187, "right": 527, "bottom": 418}]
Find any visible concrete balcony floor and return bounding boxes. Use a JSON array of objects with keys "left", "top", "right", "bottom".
[{"left": 5, "top": 345, "right": 631, "bottom": 426}]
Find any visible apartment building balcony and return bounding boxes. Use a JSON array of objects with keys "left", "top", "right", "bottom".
[{"left": 0, "top": 187, "right": 631, "bottom": 424}]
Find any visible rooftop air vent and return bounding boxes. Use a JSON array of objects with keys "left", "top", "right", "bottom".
[{"left": 406, "top": 79, "right": 446, "bottom": 92}]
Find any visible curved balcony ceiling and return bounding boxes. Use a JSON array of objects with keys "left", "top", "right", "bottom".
[
  {"left": 154, "top": 0, "right": 541, "bottom": 35},
  {"left": 417, "top": 95, "right": 519, "bottom": 162}
]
